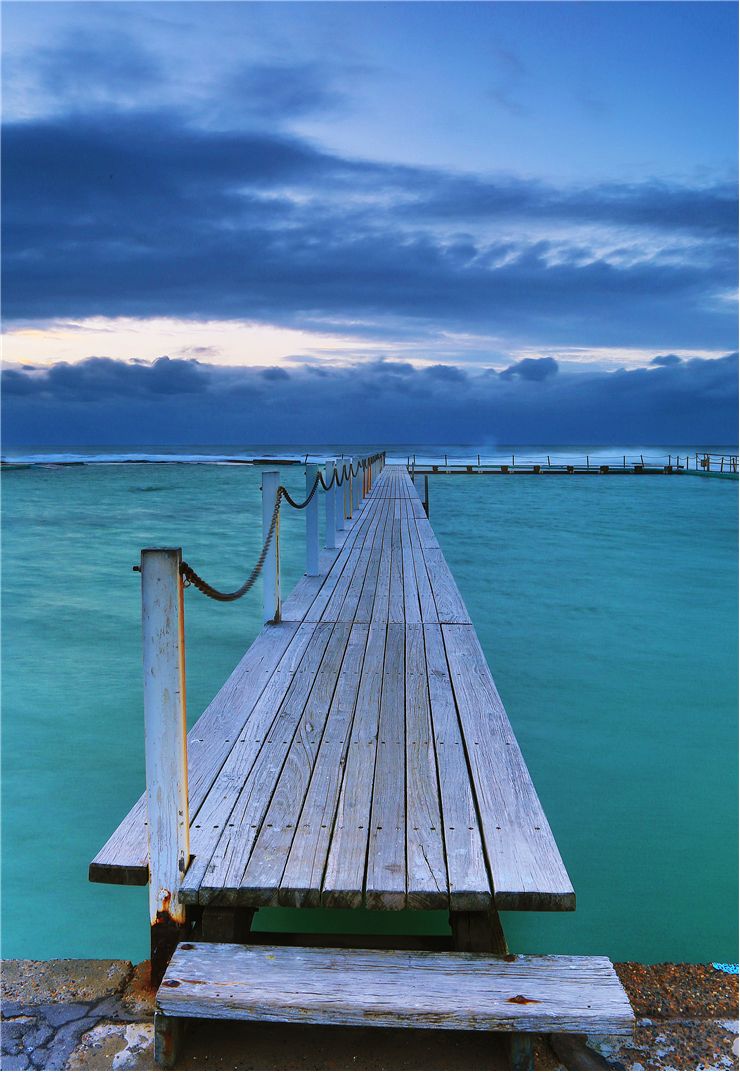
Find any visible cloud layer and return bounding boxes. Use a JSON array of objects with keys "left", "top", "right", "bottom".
[
  {"left": 3, "top": 352, "right": 736, "bottom": 446},
  {"left": 3, "top": 112, "right": 736, "bottom": 352}
]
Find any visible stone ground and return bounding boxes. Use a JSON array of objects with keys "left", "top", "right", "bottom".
[{"left": 1, "top": 959, "right": 737, "bottom": 1071}]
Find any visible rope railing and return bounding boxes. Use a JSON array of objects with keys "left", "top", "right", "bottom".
[
  {"left": 157, "top": 452, "right": 384, "bottom": 608},
  {"left": 135, "top": 450, "right": 384, "bottom": 953}
]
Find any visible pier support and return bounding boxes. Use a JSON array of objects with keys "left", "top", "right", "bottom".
[
  {"left": 324, "top": 458, "right": 336, "bottom": 550},
  {"left": 141, "top": 548, "right": 190, "bottom": 986},
  {"left": 262, "top": 470, "right": 281, "bottom": 623},
  {"left": 305, "top": 463, "right": 319, "bottom": 576},
  {"left": 450, "top": 909, "right": 534, "bottom": 1071},
  {"left": 336, "top": 461, "right": 346, "bottom": 534}
]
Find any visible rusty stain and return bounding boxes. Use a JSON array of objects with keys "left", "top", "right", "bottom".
[
  {"left": 504, "top": 954, "right": 517, "bottom": 962},
  {"left": 161, "top": 980, "right": 181, "bottom": 988},
  {"left": 507, "top": 994, "right": 539, "bottom": 1004}
]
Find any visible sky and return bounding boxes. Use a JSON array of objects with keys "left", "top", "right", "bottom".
[{"left": 2, "top": 0, "right": 738, "bottom": 445}]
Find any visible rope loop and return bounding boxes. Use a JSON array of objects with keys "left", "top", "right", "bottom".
[{"left": 176, "top": 452, "right": 382, "bottom": 602}]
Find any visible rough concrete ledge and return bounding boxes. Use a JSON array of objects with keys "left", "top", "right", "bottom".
[{"left": 1, "top": 959, "right": 737, "bottom": 1070}]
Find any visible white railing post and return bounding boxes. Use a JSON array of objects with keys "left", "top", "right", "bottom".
[
  {"left": 141, "top": 547, "right": 190, "bottom": 983},
  {"left": 337, "top": 460, "right": 347, "bottom": 533},
  {"left": 305, "top": 463, "right": 319, "bottom": 575},
  {"left": 324, "top": 458, "right": 336, "bottom": 549},
  {"left": 262, "top": 470, "right": 281, "bottom": 622},
  {"left": 353, "top": 457, "right": 361, "bottom": 510},
  {"left": 348, "top": 456, "right": 355, "bottom": 518}
]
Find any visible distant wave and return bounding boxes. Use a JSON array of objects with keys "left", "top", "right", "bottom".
[{"left": 1, "top": 452, "right": 311, "bottom": 466}]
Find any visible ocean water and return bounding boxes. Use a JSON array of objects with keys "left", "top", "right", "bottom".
[{"left": 2, "top": 445, "right": 737, "bottom": 964}]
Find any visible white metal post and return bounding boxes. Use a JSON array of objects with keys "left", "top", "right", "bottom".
[
  {"left": 336, "top": 461, "right": 347, "bottom": 532},
  {"left": 305, "top": 463, "right": 319, "bottom": 575},
  {"left": 141, "top": 548, "right": 190, "bottom": 940},
  {"left": 262, "top": 470, "right": 281, "bottom": 622},
  {"left": 353, "top": 457, "right": 361, "bottom": 510},
  {"left": 347, "top": 456, "right": 355, "bottom": 518},
  {"left": 324, "top": 458, "right": 336, "bottom": 549}
]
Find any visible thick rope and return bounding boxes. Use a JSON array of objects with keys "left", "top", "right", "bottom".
[{"left": 178, "top": 453, "right": 382, "bottom": 601}]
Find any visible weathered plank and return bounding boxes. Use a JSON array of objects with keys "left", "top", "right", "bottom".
[
  {"left": 194, "top": 623, "right": 351, "bottom": 905},
  {"left": 279, "top": 623, "right": 369, "bottom": 906},
  {"left": 422, "top": 547, "right": 471, "bottom": 624},
  {"left": 158, "top": 944, "right": 635, "bottom": 1036},
  {"left": 238, "top": 622, "right": 360, "bottom": 904},
  {"left": 424, "top": 624, "right": 491, "bottom": 911},
  {"left": 321, "top": 623, "right": 386, "bottom": 908},
  {"left": 90, "top": 620, "right": 302, "bottom": 884},
  {"left": 179, "top": 622, "right": 336, "bottom": 903},
  {"left": 442, "top": 623, "right": 575, "bottom": 911},
  {"left": 365, "top": 623, "right": 406, "bottom": 909},
  {"left": 405, "top": 625, "right": 447, "bottom": 908}
]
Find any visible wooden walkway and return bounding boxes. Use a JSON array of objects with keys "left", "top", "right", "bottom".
[{"left": 91, "top": 465, "right": 574, "bottom": 916}]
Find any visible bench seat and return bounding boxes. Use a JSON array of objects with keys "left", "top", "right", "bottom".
[{"left": 155, "top": 942, "right": 634, "bottom": 1067}]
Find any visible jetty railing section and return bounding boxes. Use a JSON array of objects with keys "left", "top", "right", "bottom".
[
  {"left": 696, "top": 452, "right": 738, "bottom": 473},
  {"left": 407, "top": 454, "right": 692, "bottom": 482},
  {"left": 137, "top": 451, "right": 384, "bottom": 971}
]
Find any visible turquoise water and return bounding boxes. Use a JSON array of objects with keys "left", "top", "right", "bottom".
[{"left": 2, "top": 449, "right": 737, "bottom": 963}]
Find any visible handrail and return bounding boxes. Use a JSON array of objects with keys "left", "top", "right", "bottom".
[{"left": 173, "top": 452, "right": 384, "bottom": 608}]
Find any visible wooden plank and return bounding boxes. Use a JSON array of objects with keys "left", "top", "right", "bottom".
[
  {"left": 414, "top": 515, "right": 439, "bottom": 549},
  {"left": 388, "top": 518, "right": 405, "bottom": 624},
  {"left": 194, "top": 622, "right": 351, "bottom": 905},
  {"left": 159, "top": 944, "right": 635, "bottom": 1036},
  {"left": 405, "top": 625, "right": 447, "bottom": 908},
  {"left": 179, "top": 622, "right": 336, "bottom": 902},
  {"left": 442, "top": 624, "right": 575, "bottom": 911},
  {"left": 365, "top": 623, "right": 406, "bottom": 909},
  {"left": 325, "top": 500, "right": 387, "bottom": 623},
  {"left": 237, "top": 622, "right": 358, "bottom": 905},
  {"left": 321, "top": 623, "right": 386, "bottom": 908},
  {"left": 281, "top": 549, "right": 337, "bottom": 622},
  {"left": 303, "top": 497, "right": 383, "bottom": 623},
  {"left": 405, "top": 512, "right": 438, "bottom": 623},
  {"left": 370, "top": 504, "right": 393, "bottom": 624},
  {"left": 400, "top": 516, "right": 422, "bottom": 624},
  {"left": 279, "top": 623, "right": 369, "bottom": 906},
  {"left": 423, "top": 624, "right": 491, "bottom": 911},
  {"left": 422, "top": 546, "right": 471, "bottom": 624},
  {"left": 90, "top": 621, "right": 302, "bottom": 884},
  {"left": 354, "top": 502, "right": 392, "bottom": 623}
]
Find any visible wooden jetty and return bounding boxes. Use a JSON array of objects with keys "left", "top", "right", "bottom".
[{"left": 90, "top": 455, "right": 633, "bottom": 1068}]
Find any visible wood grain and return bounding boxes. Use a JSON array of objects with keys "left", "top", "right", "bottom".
[{"left": 158, "top": 943, "right": 635, "bottom": 1036}]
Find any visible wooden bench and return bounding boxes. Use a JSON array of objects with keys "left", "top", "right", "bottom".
[{"left": 155, "top": 942, "right": 634, "bottom": 1069}]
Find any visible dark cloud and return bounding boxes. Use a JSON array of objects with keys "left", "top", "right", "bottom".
[
  {"left": 500, "top": 356, "right": 559, "bottom": 381},
  {"left": 227, "top": 62, "right": 347, "bottom": 120},
  {"left": 650, "top": 353, "right": 683, "bottom": 366},
  {"left": 2, "top": 353, "right": 736, "bottom": 447},
  {"left": 2, "top": 355, "right": 209, "bottom": 400},
  {"left": 2, "top": 113, "right": 736, "bottom": 352}
]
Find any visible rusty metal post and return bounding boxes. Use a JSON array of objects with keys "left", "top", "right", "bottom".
[
  {"left": 262, "top": 470, "right": 281, "bottom": 622},
  {"left": 141, "top": 547, "right": 190, "bottom": 985}
]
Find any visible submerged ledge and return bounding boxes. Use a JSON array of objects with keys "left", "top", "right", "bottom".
[{"left": 1, "top": 955, "right": 737, "bottom": 1070}]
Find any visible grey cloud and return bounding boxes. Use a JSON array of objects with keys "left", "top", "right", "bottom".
[
  {"left": 500, "top": 356, "right": 559, "bottom": 381},
  {"left": 2, "top": 353, "right": 736, "bottom": 447},
  {"left": 650, "top": 353, "right": 683, "bottom": 367},
  {"left": 2, "top": 112, "right": 737, "bottom": 355}
]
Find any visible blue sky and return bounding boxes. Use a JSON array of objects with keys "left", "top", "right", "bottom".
[{"left": 2, "top": 1, "right": 737, "bottom": 444}]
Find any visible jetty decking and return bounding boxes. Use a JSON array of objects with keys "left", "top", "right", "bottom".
[{"left": 91, "top": 464, "right": 574, "bottom": 915}]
